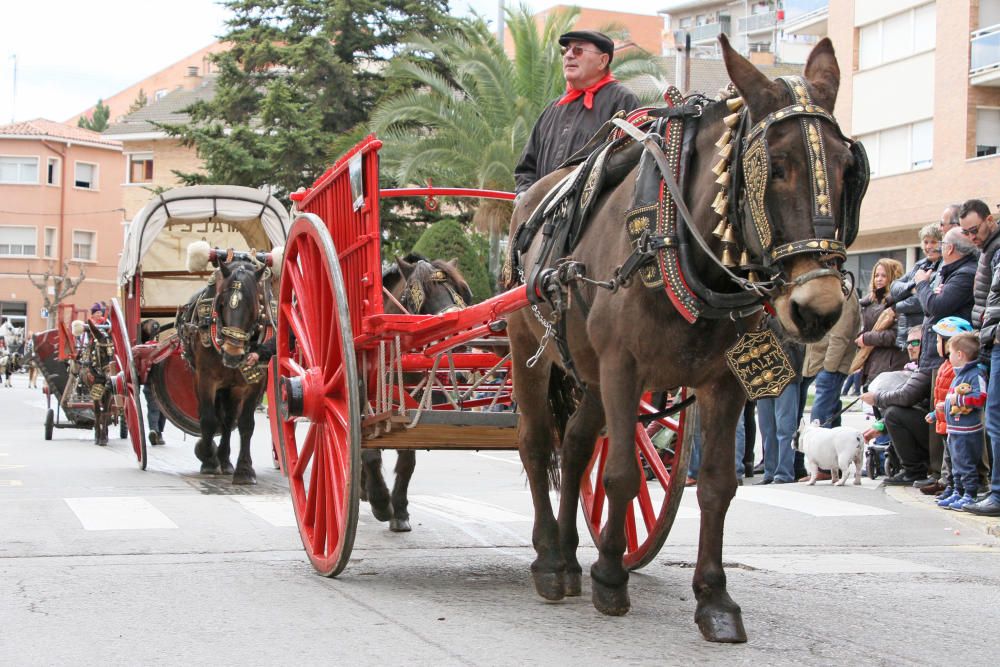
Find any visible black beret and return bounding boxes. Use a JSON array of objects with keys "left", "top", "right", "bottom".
[{"left": 558, "top": 30, "right": 615, "bottom": 63}]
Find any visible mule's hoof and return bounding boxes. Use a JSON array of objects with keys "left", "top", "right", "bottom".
[
  {"left": 695, "top": 600, "right": 747, "bottom": 643},
  {"left": 200, "top": 462, "right": 222, "bottom": 475},
  {"left": 369, "top": 500, "right": 392, "bottom": 523},
  {"left": 389, "top": 517, "right": 411, "bottom": 532},
  {"left": 532, "top": 570, "right": 566, "bottom": 601},
  {"left": 591, "top": 577, "right": 630, "bottom": 616},
  {"left": 220, "top": 461, "right": 235, "bottom": 475},
  {"left": 232, "top": 471, "right": 257, "bottom": 485},
  {"left": 565, "top": 570, "right": 583, "bottom": 597}
]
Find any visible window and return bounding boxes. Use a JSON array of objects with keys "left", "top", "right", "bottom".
[
  {"left": 0, "top": 226, "right": 37, "bottom": 256},
  {"left": 46, "top": 157, "right": 59, "bottom": 185},
  {"left": 858, "top": 3, "right": 936, "bottom": 70},
  {"left": 976, "top": 108, "right": 1000, "bottom": 157},
  {"left": 678, "top": 17, "right": 693, "bottom": 29},
  {"left": 44, "top": 228, "right": 56, "bottom": 258},
  {"left": 857, "top": 119, "right": 934, "bottom": 176},
  {"left": 844, "top": 250, "right": 908, "bottom": 298},
  {"left": 127, "top": 153, "right": 154, "bottom": 183},
  {"left": 72, "top": 230, "right": 95, "bottom": 261},
  {"left": 0, "top": 156, "right": 39, "bottom": 184},
  {"left": 74, "top": 162, "right": 98, "bottom": 190},
  {"left": 154, "top": 88, "right": 169, "bottom": 101}
]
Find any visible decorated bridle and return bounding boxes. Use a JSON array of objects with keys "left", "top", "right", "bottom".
[
  {"left": 712, "top": 76, "right": 869, "bottom": 290},
  {"left": 399, "top": 262, "right": 468, "bottom": 315},
  {"left": 204, "top": 248, "right": 277, "bottom": 356}
]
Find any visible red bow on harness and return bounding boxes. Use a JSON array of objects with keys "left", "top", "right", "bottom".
[{"left": 556, "top": 73, "right": 616, "bottom": 110}]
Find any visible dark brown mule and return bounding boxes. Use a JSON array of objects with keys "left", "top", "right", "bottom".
[
  {"left": 360, "top": 254, "right": 473, "bottom": 531},
  {"left": 178, "top": 256, "right": 272, "bottom": 484},
  {"left": 507, "top": 37, "right": 859, "bottom": 642},
  {"left": 81, "top": 322, "right": 114, "bottom": 446}
]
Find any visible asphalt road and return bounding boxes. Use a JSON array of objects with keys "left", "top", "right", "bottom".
[{"left": 0, "top": 372, "right": 997, "bottom": 666}]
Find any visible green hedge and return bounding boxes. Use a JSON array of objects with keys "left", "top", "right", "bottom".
[{"left": 411, "top": 219, "right": 492, "bottom": 302}]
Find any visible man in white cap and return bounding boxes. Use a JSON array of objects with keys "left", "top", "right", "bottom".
[{"left": 513, "top": 29, "right": 639, "bottom": 201}]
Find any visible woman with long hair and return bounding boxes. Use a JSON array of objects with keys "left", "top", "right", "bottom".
[{"left": 855, "top": 258, "right": 908, "bottom": 387}]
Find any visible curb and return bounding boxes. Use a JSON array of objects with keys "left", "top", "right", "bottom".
[{"left": 883, "top": 484, "right": 1000, "bottom": 540}]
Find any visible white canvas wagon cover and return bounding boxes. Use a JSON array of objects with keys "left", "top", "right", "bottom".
[{"left": 118, "top": 185, "right": 291, "bottom": 308}]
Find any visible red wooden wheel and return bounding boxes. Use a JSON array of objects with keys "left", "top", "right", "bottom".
[
  {"left": 580, "top": 390, "right": 692, "bottom": 570},
  {"left": 272, "top": 213, "right": 361, "bottom": 577},
  {"left": 109, "top": 298, "right": 147, "bottom": 470}
]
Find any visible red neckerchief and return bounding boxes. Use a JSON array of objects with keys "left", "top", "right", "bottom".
[{"left": 556, "top": 73, "right": 616, "bottom": 110}]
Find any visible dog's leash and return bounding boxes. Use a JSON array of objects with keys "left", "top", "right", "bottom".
[{"left": 818, "top": 395, "right": 863, "bottom": 428}]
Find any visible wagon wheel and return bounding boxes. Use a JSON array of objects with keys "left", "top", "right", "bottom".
[
  {"left": 580, "top": 389, "right": 692, "bottom": 570},
  {"left": 272, "top": 213, "right": 361, "bottom": 577},
  {"left": 110, "top": 298, "right": 147, "bottom": 470},
  {"left": 44, "top": 409, "right": 54, "bottom": 441}
]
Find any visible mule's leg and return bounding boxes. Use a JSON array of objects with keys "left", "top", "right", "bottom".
[
  {"left": 194, "top": 382, "right": 221, "bottom": 474},
  {"left": 692, "top": 379, "right": 747, "bottom": 643},
  {"left": 591, "top": 359, "right": 642, "bottom": 616},
  {"left": 556, "top": 388, "right": 605, "bottom": 596},
  {"left": 216, "top": 391, "right": 238, "bottom": 475},
  {"left": 511, "top": 348, "right": 564, "bottom": 601},
  {"left": 232, "top": 393, "right": 257, "bottom": 485},
  {"left": 361, "top": 450, "right": 392, "bottom": 522},
  {"left": 389, "top": 450, "right": 416, "bottom": 532}
]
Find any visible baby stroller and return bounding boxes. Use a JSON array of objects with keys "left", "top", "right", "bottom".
[{"left": 865, "top": 433, "right": 902, "bottom": 480}]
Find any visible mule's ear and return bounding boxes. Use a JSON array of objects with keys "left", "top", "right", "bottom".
[
  {"left": 803, "top": 37, "right": 839, "bottom": 110},
  {"left": 447, "top": 257, "right": 459, "bottom": 268},
  {"left": 219, "top": 262, "right": 232, "bottom": 279},
  {"left": 719, "top": 34, "right": 779, "bottom": 120},
  {"left": 396, "top": 256, "right": 415, "bottom": 279}
]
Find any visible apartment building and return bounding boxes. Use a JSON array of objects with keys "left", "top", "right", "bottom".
[
  {"left": 660, "top": 0, "right": 823, "bottom": 63},
  {"left": 0, "top": 120, "right": 124, "bottom": 333},
  {"left": 504, "top": 6, "right": 666, "bottom": 56},
  {"left": 824, "top": 0, "right": 1000, "bottom": 286}
]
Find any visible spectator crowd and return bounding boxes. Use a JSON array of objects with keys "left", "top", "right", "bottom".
[{"left": 685, "top": 198, "right": 1000, "bottom": 518}]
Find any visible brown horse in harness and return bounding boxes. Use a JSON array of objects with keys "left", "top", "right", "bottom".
[
  {"left": 506, "top": 37, "right": 867, "bottom": 642},
  {"left": 178, "top": 246, "right": 277, "bottom": 484},
  {"left": 79, "top": 322, "right": 116, "bottom": 445},
  {"left": 360, "top": 254, "right": 473, "bottom": 531}
]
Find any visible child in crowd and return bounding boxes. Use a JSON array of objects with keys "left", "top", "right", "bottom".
[
  {"left": 933, "top": 329, "right": 987, "bottom": 510},
  {"left": 924, "top": 317, "right": 971, "bottom": 500}
]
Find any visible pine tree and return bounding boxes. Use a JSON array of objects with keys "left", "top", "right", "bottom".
[
  {"left": 78, "top": 99, "right": 110, "bottom": 132},
  {"left": 128, "top": 89, "right": 148, "bottom": 114},
  {"left": 161, "top": 0, "right": 460, "bottom": 201}
]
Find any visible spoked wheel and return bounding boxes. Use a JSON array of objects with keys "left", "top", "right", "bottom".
[
  {"left": 266, "top": 356, "right": 284, "bottom": 474},
  {"left": 272, "top": 213, "right": 361, "bottom": 578},
  {"left": 44, "top": 409, "right": 54, "bottom": 441},
  {"left": 580, "top": 389, "right": 693, "bottom": 570},
  {"left": 110, "top": 298, "right": 146, "bottom": 470}
]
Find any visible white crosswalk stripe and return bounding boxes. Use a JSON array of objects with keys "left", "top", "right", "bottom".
[
  {"left": 733, "top": 487, "right": 896, "bottom": 517},
  {"left": 730, "top": 553, "right": 948, "bottom": 573},
  {"left": 230, "top": 495, "right": 297, "bottom": 527},
  {"left": 65, "top": 496, "right": 178, "bottom": 530}
]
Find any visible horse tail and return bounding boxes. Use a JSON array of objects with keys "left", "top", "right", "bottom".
[{"left": 546, "top": 364, "right": 577, "bottom": 491}]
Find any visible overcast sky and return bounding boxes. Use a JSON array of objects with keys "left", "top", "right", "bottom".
[{"left": 0, "top": 1, "right": 670, "bottom": 125}]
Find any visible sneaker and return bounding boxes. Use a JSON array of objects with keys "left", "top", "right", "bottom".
[
  {"left": 935, "top": 486, "right": 953, "bottom": 501},
  {"left": 937, "top": 491, "right": 960, "bottom": 508},
  {"left": 913, "top": 476, "right": 940, "bottom": 489},
  {"left": 882, "top": 471, "right": 922, "bottom": 486},
  {"left": 946, "top": 494, "right": 976, "bottom": 511},
  {"left": 963, "top": 494, "right": 1000, "bottom": 517}
]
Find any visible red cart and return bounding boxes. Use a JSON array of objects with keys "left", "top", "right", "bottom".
[
  {"left": 112, "top": 185, "right": 291, "bottom": 469},
  {"left": 268, "top": 135, "right": 693, "bottom": 577}
]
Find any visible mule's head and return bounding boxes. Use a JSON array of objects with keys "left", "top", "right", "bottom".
[
  {"left": 396, "top": 256, "right": 473, "bottom": 315},
  {"left": 721, "top": 36, "right": 866, "bottom": 342},
  {"left": 214, "top": 260, "right": 267, "bottom": 368}
]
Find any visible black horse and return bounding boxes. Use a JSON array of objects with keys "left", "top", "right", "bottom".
[
  {"left": 178, "top": 247, "right": 275, "bottom": 484},
  {"left": 360, "top": 254, "right": 473, "bottom": 531},
  {"left": 77, "top": 322, "right": 115, "bottom": 445}
]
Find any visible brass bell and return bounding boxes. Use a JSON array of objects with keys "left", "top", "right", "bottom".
[
  {"left": 718, "top": 142, "right": 733, "bottom": 160},
  {"left": 748, "top": 271, "right": 760, "bottom": 283},
  {"left": 715, "top": 170, "right": 731, "bottom": 187},
  {"left": 724, "top": 112, "right": 740, "bottom": 128},
  {"left": 722, "top": 225, "right": 738, "bottom": 245},
  {"left": 714, "top": 129, "right": 732, "bottom": 148},
  {"left": 712, "top": 218, "right": 728, "bottom": 238},
  {"left": 726, "top": 96, "right": 745, "bottom": 111},
  {"left": 721, "top": 246, "right": 737, "bottom": 267},
  {"left": 739, "top": 249, "right": 750, "bottom": 266},
  {"left": 712, "top": 190, "right": 725, "bottom": 210},
  {"left": 712, "top": 158, "right": 729, "bottom": 176},
  {"left": 713, "top": 195, "right": 729, "bottom": 216}
]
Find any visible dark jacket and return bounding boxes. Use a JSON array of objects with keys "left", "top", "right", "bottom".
[
  {"left": 982, "top": 253, "right": 1000, "bottom": 349},
  {"left": 875, "top": 364, "right": 931, "bottom": 412},
  {"left": 889, "top": 256, "right": 939, "bottom": 349},
  {"left": 972, "top": 227, "right": 1000, "bottom": 332},
  {"left": 859, "top": 289, "right": 907, "bottom": 385},
  {"left": 514, "top": 81, "right": 639, "bottom": 195},
  {"left": 916, "top": 252, "right": 977, "bottom": 370}
]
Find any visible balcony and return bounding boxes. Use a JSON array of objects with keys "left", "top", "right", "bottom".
[
  {"left": 970, "top": 24, "right": 1000, "bottom": 87},
  {"left": 782, "top": 5, "right": 828, "bottom": 37},
  {"left": 689, "top": 16, "right": 731, "bottom": 44},
  {"left": 739, "top": 10, "right": 778, "bottom": 34}
]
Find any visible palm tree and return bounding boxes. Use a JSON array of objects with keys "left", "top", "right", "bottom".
[{"left": 371, "top": 3, "right": 665, "bottom": 282}]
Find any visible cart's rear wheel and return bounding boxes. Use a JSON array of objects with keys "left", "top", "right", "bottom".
[
  {"left": 110, "top": 298, "right": 146, "bottom": 470},
  {"left": 580, "top": 390, "right": 692, "bottom": 570},
  {"left": 273, "top": 213, "right": 361, "bottom": 577},
  {"left": 44, "top": 409, "right": 54, "bottom": 441}
]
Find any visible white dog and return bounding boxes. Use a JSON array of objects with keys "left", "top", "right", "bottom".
[{"left": 793, "top": 419, "right": 863, "bottom": 486}]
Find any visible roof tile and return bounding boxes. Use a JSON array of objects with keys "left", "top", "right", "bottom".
[{"left": 0, "top": 118, "right": 122, "bottom": 148}]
